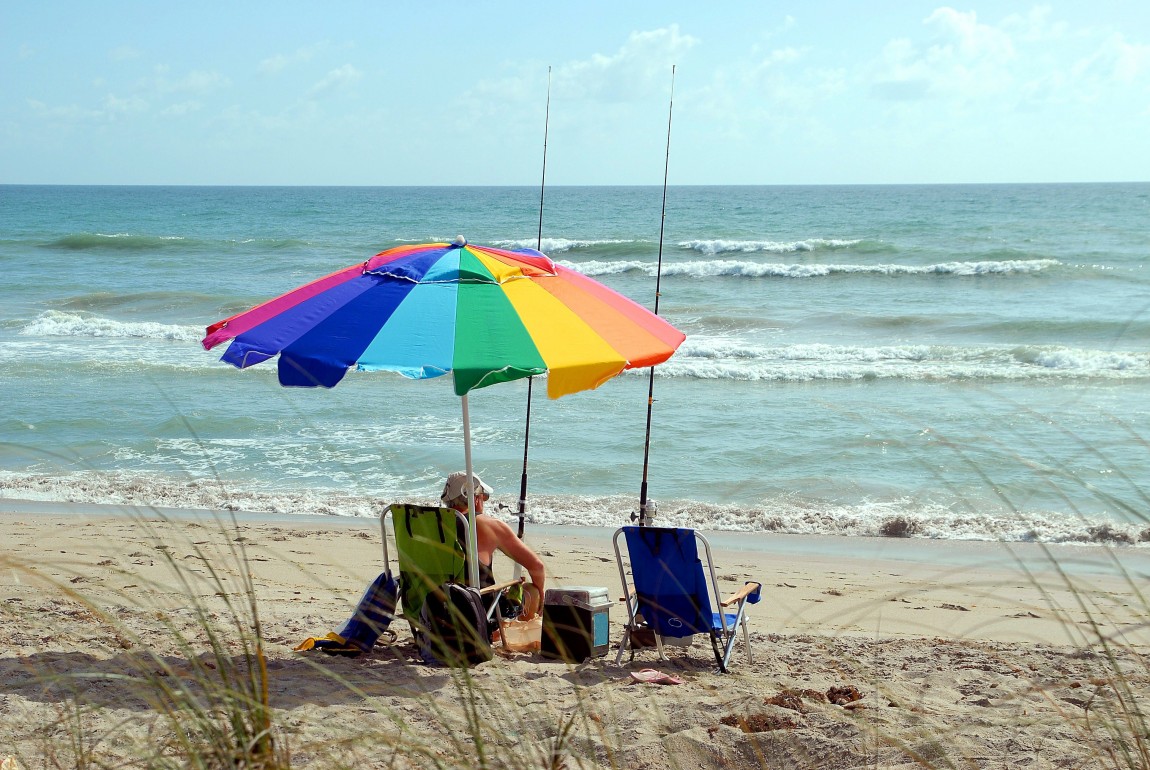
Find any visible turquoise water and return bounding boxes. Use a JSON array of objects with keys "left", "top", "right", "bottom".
[{"left": 1, "top": 184, "right": 1148, "bottom": 543}]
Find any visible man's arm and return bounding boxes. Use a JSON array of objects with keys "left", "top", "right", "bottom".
[{"left": 487, "top": 518, "right": 546, "bottom": 595}]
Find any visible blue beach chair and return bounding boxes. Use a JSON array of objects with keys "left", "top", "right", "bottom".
[{"left": 613, "top": 526, "right": 762, "bottom": 673}]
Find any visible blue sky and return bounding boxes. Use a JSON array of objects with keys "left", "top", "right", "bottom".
[{"left": 3, "top": 2, "right": 1148, "bottom": 185}]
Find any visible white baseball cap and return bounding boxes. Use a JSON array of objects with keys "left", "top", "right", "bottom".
[{"left": 440, "top": 471, "right": 493, "bottom": 503}]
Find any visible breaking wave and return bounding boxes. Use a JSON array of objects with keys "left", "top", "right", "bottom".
[
  {"left": 18, "top": 311, "right": 202, "bottom": 343},
  {"left": 2, "top": 470, "right": 1146, "bottom": 546},
  {"left": 491, "top": 237, "right": 642, "bottom": 254},
  {"left": 9, "top": 313, "right": 1148, "bottom": 383},
  {"left": 660, "top": 338, "right": 1150, "bottom": 382},
  {"left": 563, "top": 258, "right": 1064, "bottom": 279},
  {"left": 678, "top": 238, "right": 863, "bottom": 255}
]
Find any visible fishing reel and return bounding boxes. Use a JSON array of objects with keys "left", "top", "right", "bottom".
[{"left": 629, "top": 498, "right": 658, "bottom": 524}]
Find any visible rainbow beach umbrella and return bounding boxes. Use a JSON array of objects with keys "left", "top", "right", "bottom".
[{"left": 202, "top": 237, "right": 685, "bottom": 583}]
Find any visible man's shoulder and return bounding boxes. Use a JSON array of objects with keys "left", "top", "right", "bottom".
[{"left": 477, "top": 514, "right": 515, "bottom": 537}]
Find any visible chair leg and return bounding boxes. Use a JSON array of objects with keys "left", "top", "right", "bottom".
[
  {"left": 615, "top": 626, "right": 632, "bottom": 665},
  {"left": 487, "top": 589, "right": 506, "bottom": 648},
  {"left": 654, "top": 632, "right": 669, "bottom": 662},
  {"left": 723, "top": 631, "right": 741, "bottom": 673},
  {"left": 710, "top": 631, "right": 729, "bottom": 673},
  {"left": 719, "top": 604, "right": 752, "bottom": 672}
]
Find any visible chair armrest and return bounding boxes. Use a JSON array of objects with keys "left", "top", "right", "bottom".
[
  {"left": 479, "top": 576, "right": 526, "bottom": 596},
  {"left": 619, "top": 583, "right": 637, "bottom": 602},
  {"left": 720, "top": 581, "right": 762, "bottom": 607}
]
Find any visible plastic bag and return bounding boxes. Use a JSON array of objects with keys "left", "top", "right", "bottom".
[{"left": 500, "top": 614, "right": 543, "bottom": 652}]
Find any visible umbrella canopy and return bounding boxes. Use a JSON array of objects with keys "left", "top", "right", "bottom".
[
  {"left": 202, "top": 238, "right": 684, "bottom": 398},
  {"left": 202, "top": 238, "right": 685, "bottom": 586}
]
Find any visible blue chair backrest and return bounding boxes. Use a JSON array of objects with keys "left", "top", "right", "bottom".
[{"left": 623, "top": 526, "right": 713, "bottom": 638}]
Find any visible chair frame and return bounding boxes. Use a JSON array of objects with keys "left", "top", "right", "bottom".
[{"left": 613, "top": 526, "right": 760, "bottom": 673}]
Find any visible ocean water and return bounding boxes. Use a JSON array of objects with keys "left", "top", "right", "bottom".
[{"left": 1, "top": 184, "right": 1148, "bottom": 545}]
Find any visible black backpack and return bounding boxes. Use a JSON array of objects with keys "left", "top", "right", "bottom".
[{"left": 418, "top": 581, "right": 492, "bottom": 667}]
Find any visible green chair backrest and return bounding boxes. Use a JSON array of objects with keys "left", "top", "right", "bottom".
[{"left": 390, "top": 503, "right": 468, "bottom": 624}]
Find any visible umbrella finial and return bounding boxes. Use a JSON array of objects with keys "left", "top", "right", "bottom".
[{"left": 451, "top": 235, "right": 467, "bottom": 247}]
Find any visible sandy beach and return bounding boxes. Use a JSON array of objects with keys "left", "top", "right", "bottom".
[{"left": 2, "top": 504, "right": 1148, "bottom": 769}]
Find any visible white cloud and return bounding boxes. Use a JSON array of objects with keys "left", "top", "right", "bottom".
[
  {"left": 161, "top": 101, "right": 202, "bottom": 117},
  {"left": 1079, "top": 33, "right": 1150, "bottom": 84},
  {"left": 925, "top": 7, "right": 1016, "bottom": 62},
  {"left": 555, "top": 25, "right": 698, "bottom": 102},
  {"left": 148, "top": 68, "right": 230, "bottom": 95},
  {"left": 27, "top": 92, "right": 148, "bottom": 124},
  {"left": 259, "top": 54, "right": 294, "bottom": 75},
  {"left": 28, "top": 99, "right": 102, "bottom": 122},
  {"left": 259, "top": 43, "right": 335, "bottom": 74},
  {"left": 460, "top": 25, "right": 697, "bottom": 119},
  {"left": 860, "top": 8, "right": 1028, "bottom": 107},
  {"left": 759, "top": 47, "right": 802, "bottom": 68},
  {"left": 305, "top": 64, "right": 362, "bottom": 100},
  {"left": 876, "top": 6, "right": 1148, "bottom": 109},
  {"left": 1001, "top": 5, "right": 1068, "bottom": 43},
  {"left": 737, "top": 41, "right": 846, "bottom": 114},
  {"left": 102, "top": 93, "right": 148, "bottom": 116}
]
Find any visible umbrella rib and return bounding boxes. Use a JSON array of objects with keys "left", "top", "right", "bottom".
[{"left": 363, "top": 268, "right": 555, "bottom": 286}]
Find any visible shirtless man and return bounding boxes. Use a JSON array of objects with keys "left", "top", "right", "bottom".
[{"left": 440, "top": 471, "right": 547, "bottom": 599}]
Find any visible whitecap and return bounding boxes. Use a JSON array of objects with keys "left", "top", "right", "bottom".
[
  {"left": 560, "top": 258, "right": 1063, "bottom": 279},
  {"left": 678, "top": 238, "right": 862, "bottom": 255},
  {"left": 19, "top": 311, "right": 203, "bottom": 343}
]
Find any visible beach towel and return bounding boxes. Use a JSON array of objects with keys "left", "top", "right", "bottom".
[{"left": 294, "top": 571, "right": 398, "bottom": 657}]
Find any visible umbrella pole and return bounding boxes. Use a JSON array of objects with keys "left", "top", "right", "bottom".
[
  {"left": 512, "top": 377, "right": 533, "bottom": 581},
  {"left": 462, "top": 394, "right": 481, "bottom": 589}
]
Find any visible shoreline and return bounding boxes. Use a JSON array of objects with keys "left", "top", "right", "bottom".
[
  {"left": 2, "top": 502, "right": 1147, "bottom": 647},
  {"left": 4, "top": 496, "right": 1147, "bottom": 575},
  {"left": 4, "top": 465, "right": 1148, "bottom": 546}
]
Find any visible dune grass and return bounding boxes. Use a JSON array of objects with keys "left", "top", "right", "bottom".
[{"left": 4, "top": 515, "right": 286, "bottom": 770}]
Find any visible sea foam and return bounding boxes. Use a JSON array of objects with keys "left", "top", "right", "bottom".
[
  {"left": 11, "top": 313, "right": 1148, "bottom": 382},
  {"left": 2, "top": 470, "right": 1145, "bottom": 546},
  {"left": 562, "top": 258, "right": 1064, "bottom": 279},
  {"left": 491, "top": 237, "right": 641, "bottom": 254},
  {"left": 678, "top": 238, "right": 862, "bottom": 255},
  {"left": 19, "top": 311, "right": 202, "bottom": 342},
  {"left": 665, "top": 338, "right": 1150, "bottom": 382}
]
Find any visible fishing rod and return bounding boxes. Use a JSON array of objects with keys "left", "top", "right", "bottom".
[
  {"left": 637, "top": 65, "right": 675, "bottom": 527},
  {"left": 516, "top": 66, "right": 551, "bottom": 548}
]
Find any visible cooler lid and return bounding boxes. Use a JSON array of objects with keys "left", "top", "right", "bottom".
[{"left": 544, "top": 585, "right": 611, "bottom": 610}]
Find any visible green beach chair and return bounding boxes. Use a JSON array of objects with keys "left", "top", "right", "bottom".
[{"left": 380, "top": 503, "right": 521, "bottom": 664}]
